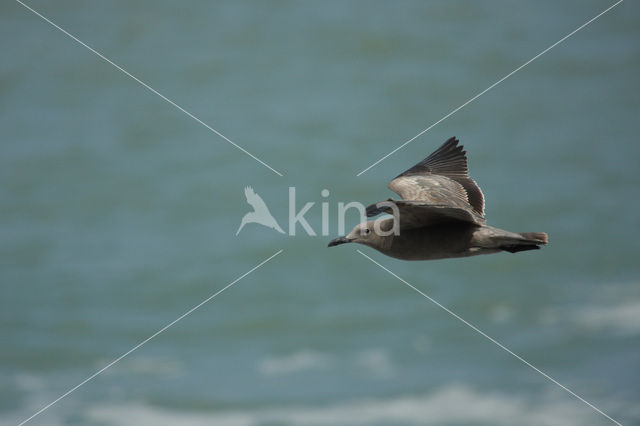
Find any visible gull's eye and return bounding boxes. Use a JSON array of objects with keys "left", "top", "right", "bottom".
[{"left": 364, "top": 228, "right": 371, "bottom": 235}]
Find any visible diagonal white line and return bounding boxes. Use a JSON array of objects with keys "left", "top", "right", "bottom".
[
  {"left": 18, "top": 249, "right": 284, "bottom": 426},
  {"left": 357, "top": 0, "right": 624, "bottom": 176},
  {"left": 15, "top": 0, "right": 284, "bottom": 177},
  {"left": 357, "top": 249, "right": 622, "bottom": 426}
]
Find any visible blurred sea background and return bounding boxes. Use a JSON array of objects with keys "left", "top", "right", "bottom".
[{"left": 1, "top": 1, "right": 639, "bottom": 425}]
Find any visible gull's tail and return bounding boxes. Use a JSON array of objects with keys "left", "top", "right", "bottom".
[{"left": 500, "top": 232, "right": 548, "bottom": 253}]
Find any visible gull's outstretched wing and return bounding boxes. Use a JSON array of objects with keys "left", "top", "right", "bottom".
[
  {"left": 387, "top": 137, "right": 485, "bottom": 216},
  {"left": 366, "top": 200, "right": 485, "bottom": 230}
]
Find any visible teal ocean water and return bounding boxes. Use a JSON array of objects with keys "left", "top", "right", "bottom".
[{"left": 2, "top": 1, "right": 639, "bottom": 425}]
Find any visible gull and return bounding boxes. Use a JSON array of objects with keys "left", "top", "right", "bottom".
[
  {"left": 236, "top": 186, "right": 285, "bottom": 235},
  {"left": 328, "top": 137, "right": 547, "bottom": 260}
]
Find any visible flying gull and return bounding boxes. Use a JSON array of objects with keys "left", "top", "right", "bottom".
[{"left": 328, "top": 137, "right": 548, "bottom": 260}]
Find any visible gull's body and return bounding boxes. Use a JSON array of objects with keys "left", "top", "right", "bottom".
[{"left": 328, "top": 138, "right": 547, "bottom": 260}]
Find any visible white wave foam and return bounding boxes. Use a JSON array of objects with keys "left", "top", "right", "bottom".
[
  {"left": 84, "top": 384, "right": 603, "bottom": 426},
  {"left": 258, "top": 348, "right": 397, "bottom": 379},
  {"left": 14, "top": 373, "right": 46, "bottom": 392},
  {"left": 571, "top": 301, "right": 640, "bottom": 335},
  {"left": 354, "top": 348, "right": 395, "bottom": 379},
  {"left": 258, "top": 350, "right": 335, "bottom": 376}
]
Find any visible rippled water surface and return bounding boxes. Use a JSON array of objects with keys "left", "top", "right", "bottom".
[{"left": 1, "top": 1, "right": 639, "bottom": 425}]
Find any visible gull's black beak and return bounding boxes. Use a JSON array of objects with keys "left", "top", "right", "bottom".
[{"left": 328, "top": 236, "right": 351, "bottom": 247}]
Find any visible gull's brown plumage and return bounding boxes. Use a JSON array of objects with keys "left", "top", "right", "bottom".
[
  {"left": 391, "top": 136, "right": 484, "bottom": 215},
  {"left": 365, "top": 137, "right": 486, "bottom": 229},
  {"left": 329, "top": 137, "right": 548, "bottom": 261}
]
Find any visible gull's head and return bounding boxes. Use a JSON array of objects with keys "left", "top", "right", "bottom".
[{"left": 328, "top": 222, "right": 377, "bottom": 247}]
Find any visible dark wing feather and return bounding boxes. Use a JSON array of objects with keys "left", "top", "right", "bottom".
[
  {"left": 366, "top": 200, "right": 485, "bottom": 230},
  {"left": 389, "top": 137, "right": 485, "bottom": 216}
]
